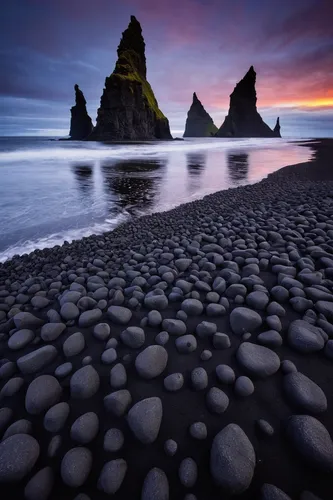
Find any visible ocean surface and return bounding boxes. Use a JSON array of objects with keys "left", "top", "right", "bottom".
[{"left": 0, "top": 136, "right": 314, "bottom": 262}]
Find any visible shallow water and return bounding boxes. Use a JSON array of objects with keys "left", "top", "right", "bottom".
[{"left": 0, "top": 136, "right": 313, "bottom": 262}]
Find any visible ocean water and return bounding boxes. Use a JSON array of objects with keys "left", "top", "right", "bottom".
[{"left": 0, "top": 136, "right": 313, "bottom": 262}]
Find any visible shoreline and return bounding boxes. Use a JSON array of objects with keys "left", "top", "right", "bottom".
[
  {"left": 0, "top": 138, "right": 333, "bottom": 499},
  {"left": 0, "top": 137, "right": 319, "bottom": 271}
]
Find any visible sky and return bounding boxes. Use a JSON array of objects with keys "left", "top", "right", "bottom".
[{"left": 1, "top": 0, "right": 332, "bottom": 138}]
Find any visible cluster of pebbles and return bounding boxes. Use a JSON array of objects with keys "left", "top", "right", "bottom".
[{"left": 1, "top": 151, "right": 333, "bottom": 499}]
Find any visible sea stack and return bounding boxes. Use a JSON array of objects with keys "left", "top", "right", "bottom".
[
  {"left": 89, "top": 16, "right": 172, "bottom": 141},
  {"left": 216, "top": 66, "right": 281, "bottom": 138},
  {"left": 183, "top": 93, "right": 218, "bottom": 137},
  {"left": 69, "top": 84, "right": 93, "bottom": 140},
  {"left": 274, "top": 117, "right": 281, "bottom": 138}
]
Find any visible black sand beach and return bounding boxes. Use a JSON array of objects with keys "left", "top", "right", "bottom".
[{"left": 1, "top": 139, "right": 333, "bottom": 500}]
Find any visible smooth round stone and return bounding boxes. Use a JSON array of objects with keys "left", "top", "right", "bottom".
[
  {"left": 210, "top": 424, "right": 255, "bottom": 494},
  {"left": 106, "top": 338, "right": 118, "bottom": 349},
  {"left": 70, "top": 412, "right": 99, "bottom": 444},
  {"left": 155, "top": 331, "right": 169, "bottom": 346},
  {"left": 256, "top": 419, "right": 275, "bottom": 437},
  {"left": 61, "top": 447, "right": 92, "bottom": 487},
  {"left": 78, "top": 309, "right": 102, "bottom": 327},
  {"left": 104, "top": 390, "right": 132, "bottom": 417},
  {"left": 13, "top": 312, "right": 43, "bottom": 330},
  {"left": 98, "top": 459, "right": 127, "bottom": 494},
  {"left": 196, "top": 321, "right": 217, "bottom": 338},
  {"left": 101, "top": 347, "right": 117, "bottom": 365},
  {"left": 148, "top": 310, "right": 163, "bottom": 327},
  {"left": 176, "top": 310, "right": 187, "bottom": 321},
  {"left": 17, "top": 345, "right": 57, "bottom": 375},
  {"left": 55, "top": 362, "right": 72, "bottom": 378},
  {"left": 201, "top": 349, "right": 212, "bottom": 361},
  {"left": 41, "top": 323, "right": 66, "bottom": 342},
  {"left": 236, "top": 342, "right": 280, "bottom": 378},
  {"left": 175, "top": 335, "right": 197, "bottom": 354},
  {"left": 2, "top": 419, "right": 32, "bottom": 440},
  {"left": 261, "top": 484, "right": 292, "bottom": 500},
  {"left": 110, "top": 363, "right": 127, "bottom": 389},
  {"left": 82, "top": 356, "right": 92, "bottom": 365},
  {"left": 47, "top": 435, "right": 62, "bottom": 458},
  {"left": 164, "top": 439, "right": 177, "bottom": 456},
  {"left": 103, "top": 428, "right": 124, "bottom": 452},
  {"left": 164, "top": 373, "right": 184, "bottom": 392},
  {"left": 181, "top": 298, "right": 204, "bottom": 315},
  {"left": 286, "top": 415, "right": 333, "bottom": 471},
  {"left": 288, "top": 320, "right": 325, "bottom": 353},
  {"left": 44, "top": 402, "right": 70, "bottom": 432},
  {"left": 230, "top": 307, "right": 262, "bottom": 335},
  {"left": 216, "top": 364, "right": 235, "bottom": 385},
  {"left": 60, "top": 302, "right": 79, "bottom": 321},
  {"left": 213, "top": 333, "right": 231, "bottom": 349},
  {"left": 0, "top": 377, "right": 24, "bottom": 399},
  {"left": 121, "top": 326, "right": 145, "bottom": 349},
  {"left": 141, "top": 467, "right": 169, "bottom": 500},
  {"left": 191, "top": 367, "right": 208, "bottom": 391},
  {"left": 266, "top": 315, "right": 282, "bottom": 332},
  {"left": 107, "top": 305, "right": 132, "bottom": 324},
  {"left": 235, "top": 376, "right": 254, "bottom": 397},
  {"left": 135, "top": 346, "right": 168, "bottom": 379},
  {"left": 175, "top": 258, "right": 192, "bottom": 271},
  {"left": 24, "top": 466, "right": 54, "bottom": 500},
  {"left": 0, "top": 434, "right": 40, "bottom": 481},
  {"left": 63, "top": 332, "right": 85, "bottom": 357},
  {"left": 179, "top": 457, "right": 197, "bottom": 488},
  {"left": 283, "top": 372, "right": 327, "bottom": 414},
  {"left": 281, "top": 360, "right": 297, "bottom": 374},
  {"left": 25, "top": 375, "right": 62, "bottom": 415},
  {"left": 93, "top": 323, "right": 110, "bottom": 341},
  {"left": 206, "top": 387, "right": 229, "bottom": 414},
  {"left": 206, "top": 304, "right": 226, "bottom": 316},
  {"left": 189, "top": 422, "right": 207, "bottom": 440},
  {"left": 127, "top": 397, "right": 162, "bottom": 444},
  {"left": 0, "top": 407, "right": 13, "bottom": 435},
  {"left": 246, "top": 291, "right": 269, "bottom": 310},
  {"left": 162, "top": 318, "right": 186, "bottom": 336},
  {"left": 144, "top": 293, "right": 169, "bottom": 311},
  {"left": 257, "top": 330, "right": 283, "bottom": 348},
  {"left": 8, "top": 329, "right": 34, "bottom": 350},
  {"left": 70, "top": 365, "right": 100, "bottom": 399},
  {"left": 267, "top": 301, "right": 286, "bottom": 317}
]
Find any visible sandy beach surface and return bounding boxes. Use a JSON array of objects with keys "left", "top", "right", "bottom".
[{"left": 1, "top": 138, "right": 333, "bottom": 499}]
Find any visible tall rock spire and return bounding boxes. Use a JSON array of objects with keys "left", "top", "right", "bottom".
[
  {"left": 216, "top": 66, "right": 281, "bottom": 138},
  {"left": 69, "top": 84, "right": 93, "bottom": 140},
  {"left": 89, "top": 16, "right": 172, "bottom": 141},
  {"left": 273, "top": 117, "right": 281, "bottom": 137},
  {"left": 183, "top": 93, "right": 218, "bottom": 137}
]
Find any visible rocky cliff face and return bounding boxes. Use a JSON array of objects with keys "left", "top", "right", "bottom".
[
  {"left": 183, "top": 93, "right": 218, "bottom": 137},
  {"left": 216, "top": 66, "right": 281, "bottom": 138},
  {"left": 69, "top": 84, "right": 93, "bottom": 140},
  {"left": 273, "top": 117, "right": 281, "bottom": 138},
  {"left": 89, "top": 16, "right": 172, "bottom": 141}
]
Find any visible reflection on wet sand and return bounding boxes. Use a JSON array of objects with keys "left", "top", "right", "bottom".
[
  {"left": 186, "top": 152, "right": 207, "bottom": 194},
  {"left": 101, "top": 159, "right": 166, "bottom": 215},
  {"left": 72, "top": 164, "right": 94, "bottom": 196},
  {"left": 227, "top": 152, "right": 249, "bottom": 183}
]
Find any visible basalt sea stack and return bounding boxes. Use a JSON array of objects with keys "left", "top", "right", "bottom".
[
  {"left": 89, "top": 16, "right": 172, "bottom": 141},
  {"left": 216, "top": 66, "right": 281, "bottom": 138},
  {"left": 69, "top": 84, "right": 93, "bottom": 140},
  {"left": 183, "top": 93, "right": 218, "bottom": 137}
]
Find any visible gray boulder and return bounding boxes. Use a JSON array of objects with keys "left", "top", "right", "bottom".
[
  {"left": 24, "top": 466, "right": 54, "bottom": 500},
  {"left": 162, "top": 318, "right": 186, "bottom": 336},
  {"left": 236, "top": 342, "right": 280, "bottom": 378},
  {"left": 78, "top": 309, "right": 102, "bottom": 327},
  {"left": 121, "top": 326, "right": 145, "bottom": 348},
  {"left": 164, "top": 373, "right": 184, "bottom": 392},
  {"left": 63, "top": 331, "right": 85, "bottom": 357},
  {"left": 206, "top": 387, "right": 229, "bottom": 414},
  {"left": 181, "top": 298, "right": 204, "bottom": 315},
  {"left": 44, "top": 402, "right": 70, "bottom": 432},
  {"left": 25, "top": 375, "right": 62, "bottom": 415},
  {"left": 261, "top": 484, "right": 292, "bottom": 500},
  {"left": 103, "top": 428, "right": 124, "bottom": 452},
  {"left": 61, "top": 447, "right": 92, "bottom": 487},
  {"left": 70, "top": 365, "right": 100, "bottom": 399},
  {"left": 288, "top": 320, "right": 325, "bottom": 353},
  {"left": 13, "top": 312, "right": 43, "bottom": 330},
  {"left": 286, "top": 415, "right": 333, "bottom": 471},
  {"left": 230, "top": 307, "right": 262, "bottom": 335},
  {"left": 107, "top": 305, "right": 132, "bottom": 324},
  {"left": 70, "top": 412, "right": 99, "bottom": 444},
  {"left": 0, "top": 434, "right": 40, "bottom": 481},
  {"left": 17, "top": 345, "right": 57, "bottom": 374},
  {"left": 283, "top": 372, "right": 327, "bottom": 414},
  {"left": 104, "top": 390, "right": 132, "bottom": 417},
  {"left": 8, "top": 329, "right": 34, "bottom": 350},
  {"left": 210, "top": 423, "right": 255, "bottom": 493},
  {"left": 175, "top": 335, "right": 197, "bottom": 354},
  {"left": 98, "top": 459, "right": 127, "bottom": 494},
  {"left": 127, "top": 397, "right": 162, "bottom": 444},
  {"left": 141, "top": 467, "right": 169, "bottom": 500},
  {"left": 41, "top": 323, "right": 66, "bottom": 341},
  {"left": 135, "top": 346, "right": 168, "bottom": 379},
  {"left": 179, "top": 457, "right": 197, "bottom": 488}
]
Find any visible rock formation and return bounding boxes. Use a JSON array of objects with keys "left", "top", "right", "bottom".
[
  {"left": 274, "top": 117, "right": 281, "bottom": 137},
  {"left": 216, "top": 66, "right": 281, "bottom": 138},
  {"left": 69, "top": 84, "right": 93, "bottom": 140},
  {"left": 89, "top": 16, "right": 172, "bottom": 141},
  {"left": 183, "top": 93, "right": 218, "bottom": 137}
]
